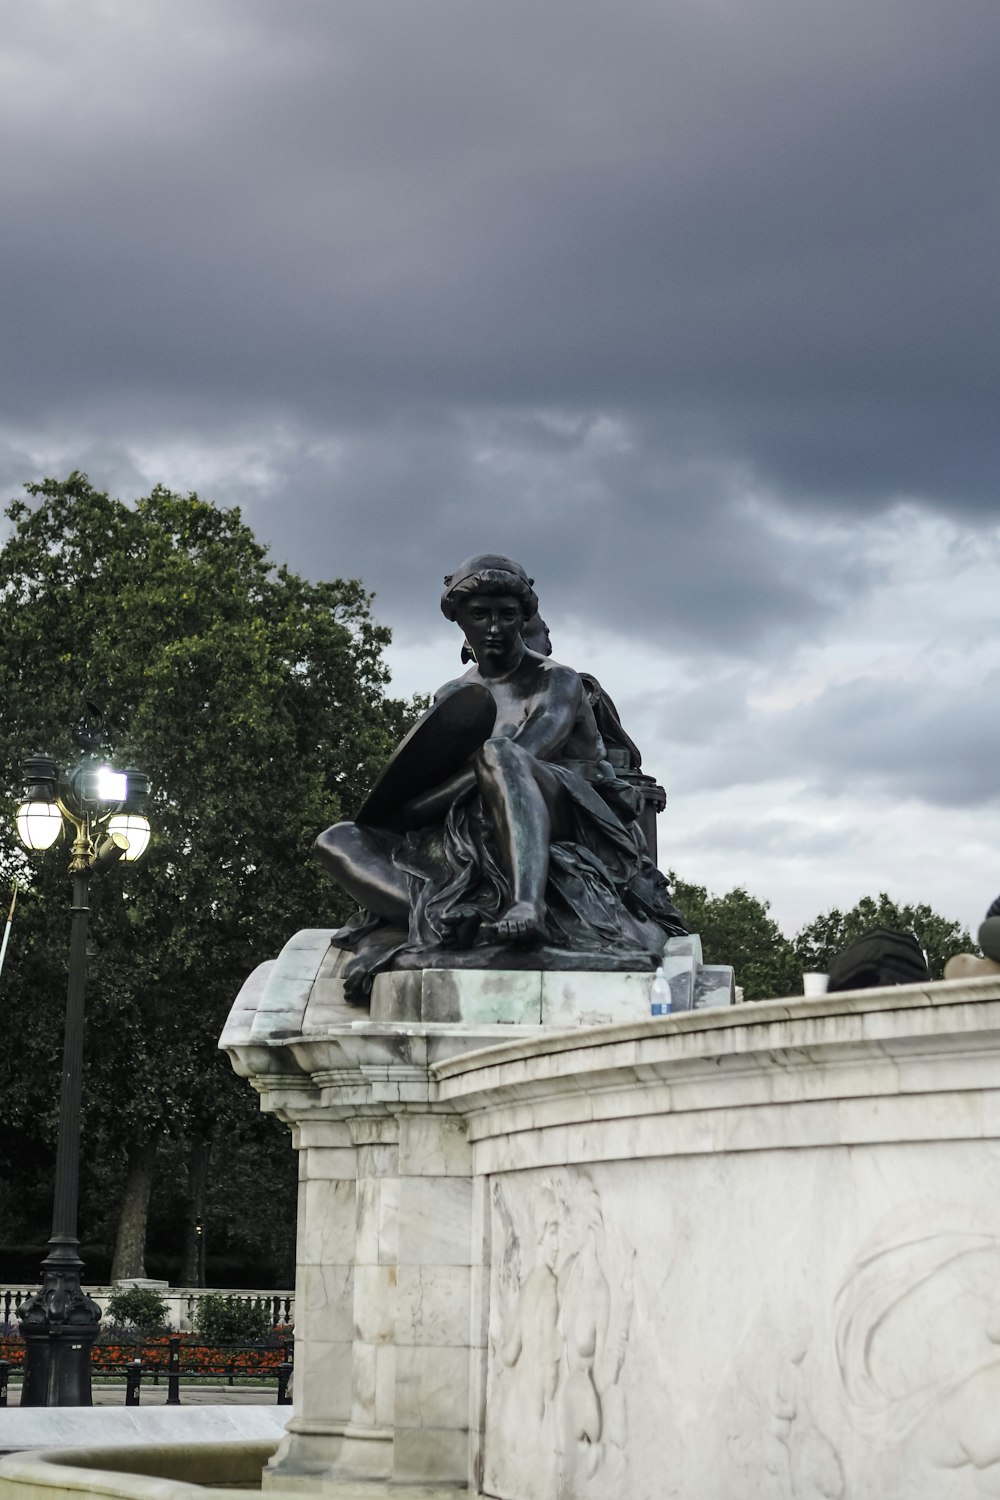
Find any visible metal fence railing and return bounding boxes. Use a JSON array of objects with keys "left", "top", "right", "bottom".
[{"left": 0, "top": 1336, "right": 293, "bottom": 1407}]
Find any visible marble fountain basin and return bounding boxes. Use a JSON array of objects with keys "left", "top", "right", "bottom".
[{"left": 0, "top": 1442, "right": 467, "bottom": 1500}]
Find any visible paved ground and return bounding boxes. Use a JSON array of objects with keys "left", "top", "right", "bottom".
[{"left": 5, "top": 1382, "right": 283, "bottom": 1407}]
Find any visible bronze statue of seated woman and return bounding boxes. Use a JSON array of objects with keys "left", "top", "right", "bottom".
[{"left": 315, "top": 554, "right": 685, "bottom": 1001}]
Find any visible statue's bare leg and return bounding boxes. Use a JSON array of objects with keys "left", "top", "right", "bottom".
[
  {"left": 475, "top": 738, "right": 567, "bottom": 943},
  {"left": 314, "top": 822, "right": 410, "bottom": 926}
]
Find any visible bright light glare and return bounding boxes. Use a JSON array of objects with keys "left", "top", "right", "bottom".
[
  {"left": 96, "top": 766, "right": 128, "bottom": 802},
  {"left": 16, "top": 800, "right": 63, "bottom": 851},
  {"left": 108, "top": 813, "right": 151, "bottom": 862}
]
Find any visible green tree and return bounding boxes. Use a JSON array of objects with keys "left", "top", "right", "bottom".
[
  {"left": 0, "top": 474, "right": 413, "bottom": 1281},
  {"left": 794, "top": 894, "right": 974, "bottom": 980},
  {"left": 670, "top": 876, "right": 800, "bottom": 1001}
]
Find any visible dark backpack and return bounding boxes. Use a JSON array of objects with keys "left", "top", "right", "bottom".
[{"left": 827, "top": 927, "right": 930, "bottom": 993}]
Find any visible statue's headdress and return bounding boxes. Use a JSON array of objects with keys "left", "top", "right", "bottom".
[{"left": 441, "top": 554, "right": 538, "bottom": 622}]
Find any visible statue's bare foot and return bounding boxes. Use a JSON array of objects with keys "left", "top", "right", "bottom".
[
  {"left": 440, "top": 906, "right": 480, "bottom": 947},
  {"left": 489, "top": 901, "right": 546, "bottom": 944}
]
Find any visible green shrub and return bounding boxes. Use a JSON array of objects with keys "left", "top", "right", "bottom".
[
  {"left": 105, "top": 1285, "right": 169, "bottom": 1330},
  {"left": 195, "top": 1293, "right": 273, "bottom": 1343}
]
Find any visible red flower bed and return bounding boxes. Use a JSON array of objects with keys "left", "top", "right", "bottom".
[{"left": 1, "top": 1333, "right": 290, "bottom": 1379}]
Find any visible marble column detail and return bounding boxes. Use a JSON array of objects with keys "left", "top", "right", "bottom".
[{"left": 393, "top": 1114, "right": 475, "bottom": 1485}]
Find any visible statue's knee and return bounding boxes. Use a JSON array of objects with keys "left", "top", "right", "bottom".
[
  {"left": 314, "top": 821, "right": 355, "bottom": 873},
  {"left": 477, "top": 736, "right": 519, "bottom": 774}
]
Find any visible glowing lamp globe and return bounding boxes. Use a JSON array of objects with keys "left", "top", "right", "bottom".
[
  {"left": 107, "top": 813, "right": 151, "bottom": 862},
  {"left": 16, "top": 800, "right": 63, "bottom": 851}
]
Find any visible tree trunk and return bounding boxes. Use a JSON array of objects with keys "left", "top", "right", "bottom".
[
  {"left": 110, "top": 1138, "right": 159, "bottom": 1281},
  {"left": 181, "top": 1136, "right": 211, "bottom": 1286}
]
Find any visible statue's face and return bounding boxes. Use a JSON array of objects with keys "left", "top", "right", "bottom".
[
  {"left": 454, "top": 591, "right": 524, "bottom": 668},
  {"left": 538, "top": 1211, "right": 560, "bottom": 1271}
]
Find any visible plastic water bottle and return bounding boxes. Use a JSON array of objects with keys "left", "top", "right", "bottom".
[{"left": 650, "top": 966, "right": 672, "bottom": 1016}]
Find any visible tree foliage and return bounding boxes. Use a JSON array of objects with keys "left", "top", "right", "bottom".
[
  {"left": 0, "top": 474, "right": 413, "bottom": 1277},
  {"left": 667, "top": 877, "right": 976, "bottom": 1000},
  {"left": 670, "top": 876, "right": 800, "bottom": 1001},
  {"left": 794, "top": 893, "right": 973, "bottom": 981}
]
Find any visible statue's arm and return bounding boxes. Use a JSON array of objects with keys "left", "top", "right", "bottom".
[
  {"left": 508, "top": 666, "right": 584, "bottom": 761},
  {"left": 404, "top": 764, "right": 477, "bottom": 826}
]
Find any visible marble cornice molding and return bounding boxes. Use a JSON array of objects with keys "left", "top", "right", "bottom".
[
  {"left": 223, "top": 1019, "right": 527, "bottom": 1123},
  {"left": 432, "top": 973, "right": 1000, "bottom": 1081},
  {"left": 427, "top": 977, "right": 1000, "bottom": 1167},
  {"left": 223, "top": 976, "right": 1000, "bottom": 1147}
]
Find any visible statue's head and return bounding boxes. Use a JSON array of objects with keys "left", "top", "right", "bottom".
[
  {"left": 440, "top": 554, "right": 538, "bottom": 623},
  {"left": 533, "top": 1186, "right": 561, "bottom": 1270},
  {"left": 522, "top": 613, "right": 552, "bottom": 656}
]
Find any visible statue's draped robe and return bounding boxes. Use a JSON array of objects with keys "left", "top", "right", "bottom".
[{"left": 333, "top": 759, "right": 686, "bottom": 999}]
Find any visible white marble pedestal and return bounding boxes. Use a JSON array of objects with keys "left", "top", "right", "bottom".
[{"left": 222, "top": 931, "right": 1000, "bottom": 1499}]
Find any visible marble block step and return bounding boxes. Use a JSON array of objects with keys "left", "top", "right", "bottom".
[
  {"left": 371, "top": 966, "right": 660, "bottom": 1026},
  {"left": 695, "top": 964, "right": 737, "bottom": 1008},
  {"left": 650, "top": 936, "right": 734, "bottom": 1014},
  {"left": 368, "top": 961, "right": 735, "bottom": 1025},
  {"left": 0, "top": 1406, "right": 287, "bottom": 1457},
  {"left": 662, "top": 932, "right": 704, "bottom": 967}
]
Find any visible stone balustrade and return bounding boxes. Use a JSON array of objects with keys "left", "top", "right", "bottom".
[{"left": 0, "top": 1285, "right": 293, "bottom": 1334}]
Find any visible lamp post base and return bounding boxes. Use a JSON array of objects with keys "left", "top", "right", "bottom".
[{"left": 17, "top": 1248, "right": 102, "bottom": 1407}]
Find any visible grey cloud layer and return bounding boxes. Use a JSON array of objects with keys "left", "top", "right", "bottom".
[
  {"left": 3, "top": 0, "right": 998, "bottom": 515},
  {"left": 664, "top": 669, "right": 1000, "bottom": 809},
  {"left": 0, "top": 409, "right": 870, "bottom": 655}
]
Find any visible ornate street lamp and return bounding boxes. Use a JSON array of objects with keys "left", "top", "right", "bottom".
[{"left": 14, "top": 703, "right": 151, "bottom": 1406}]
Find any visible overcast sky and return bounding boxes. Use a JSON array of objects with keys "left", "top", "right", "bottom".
[{"left": 2, "top": 0, "right": 998, "bottom": 941}]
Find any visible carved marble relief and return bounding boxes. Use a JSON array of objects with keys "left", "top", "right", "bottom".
[
  {"left": 486, "top": 1169, "right": 636, "bottom": 1500},
  {"left": 725, "top": 1304, "right": 845, "bottom": 1500},
  {"left": 725, "top": 1202, "right": 1000, "bottom": 1499},
  {"left": 835, "top": 1204, "right": 1000, "bottom": 1495}
]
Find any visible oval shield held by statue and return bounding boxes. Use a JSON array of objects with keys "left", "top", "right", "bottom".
[{"left": 355, "top": 682, "right": 497, "bottom": 833}]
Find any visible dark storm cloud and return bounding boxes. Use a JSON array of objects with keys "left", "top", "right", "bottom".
[
  {"left": 0, "top": 401, "right": 874, "bottom": 656},
  {"left": 88, "top": 407, "right": 870, "bottom": 654},
  {"left": 2, "top": 0, "right": 998, "bottom": 528}
]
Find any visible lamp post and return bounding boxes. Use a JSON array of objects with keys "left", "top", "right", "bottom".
[{"left": 14, "top": 703, "right": 151, "bottom": 1406}]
